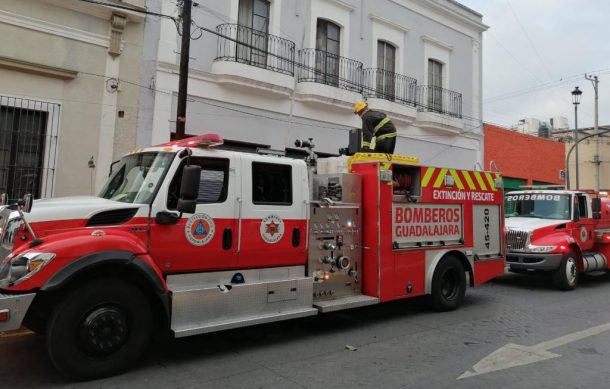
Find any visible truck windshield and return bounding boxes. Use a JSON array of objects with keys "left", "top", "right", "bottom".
[
  {"left": 504, "top": 193, "right": 571, "bottom": 220},
  {"left": 99, "top": 152, "right": 175, "bottom": 204}
]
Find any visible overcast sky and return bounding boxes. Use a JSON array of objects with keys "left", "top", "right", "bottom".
[{"left": 459, "top": 0, "right": 610, "bottom": 130}]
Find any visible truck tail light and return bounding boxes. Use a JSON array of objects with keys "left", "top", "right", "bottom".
[{"left": 0, "top": 309, "right": 9, "bottom": 322}]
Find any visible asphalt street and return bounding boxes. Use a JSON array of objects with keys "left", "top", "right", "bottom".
[{"left": 3, "top": 271, "right": 610, "bottom": 388}]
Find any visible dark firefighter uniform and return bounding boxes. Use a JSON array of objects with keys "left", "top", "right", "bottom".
[{"left": 360, "top": 110, "right": 397, "bottom": 154}]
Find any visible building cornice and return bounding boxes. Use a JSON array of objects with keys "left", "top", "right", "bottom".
[
  {"left": 0, "top": 9, "right": 109, "bottom": 47},
  {"left": 389, "top": 0, "right": 488, "bottom": 37},
  {"left": 369, "top": 14, "right": 409, "bottom": 33},
  {"left": 325, "top": 0, "right": 356, "bottom": 12},
  {"left": 0, "top": 56, "right": 78, "bottom": 80},
  {"left": 421, "top": 35, "right": 453, "bottom": 51}
]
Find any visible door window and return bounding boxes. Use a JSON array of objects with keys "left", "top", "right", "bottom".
[
  {"left": 315, "top": 19, "right": 341, "bottom": 86},
  {"left": 168, "top": 157, "right": 230, "bottom": 209},
  {"left": 377, "top": 41, "right": 396, "bottom": 100},
  {"left": 428, "top": 59, "right": 443, "bottom": 111},
  {"left": 252, "top": 162, "right": 292, "bottom": 205},
  {"left": 237, "top": 0, "right": 270, "bottom": 67}
]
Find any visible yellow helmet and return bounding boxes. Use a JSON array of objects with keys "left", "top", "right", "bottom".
[{"left": 353, "top": 101, "right": 368, "bottom": 114}]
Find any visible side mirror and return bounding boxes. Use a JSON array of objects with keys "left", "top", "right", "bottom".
[
  {"left": 592, "top": 198, "right": 602, "bottom": 219},
  {"left": 18, "top": 194, "right": 33, "bottom": 213},
  {"left": 177, "top": 165, "right": 201, "bottom": 214},
  {"left": 155, "top": 211, "right": 180, "bottom": 225},
  {"left": 180, "top": 165, "right": 201, "bottom": 200},
  {"left": 177, "top": 199, "right": 196, "bottom": 214}
]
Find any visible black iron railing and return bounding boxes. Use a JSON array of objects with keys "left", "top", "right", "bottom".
[
  {"left": 297, "top": 49, "right": 363, "bottom": 92},
  {"left": 215, "top": 23, "right": 296, "bottom": 76},
  {"left": 0, "top": 96, "right": 60, "bottom": 202},
  {"left": 417, "top": 85, "right": 462, "bottom": 118},
  {"left": 362, "top": 68, "right": 418, "bottom": 107}
]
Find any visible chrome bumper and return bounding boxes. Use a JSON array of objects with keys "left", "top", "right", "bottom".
[
  {"left": 0, "top": 292, "right": 35, "bottom": 332},
  {"left": 506, "top": 252, "right": 564, "bottom": 271}
]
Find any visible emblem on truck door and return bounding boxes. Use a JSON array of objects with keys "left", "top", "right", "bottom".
[
  {"left": 260, "top": 214, "right": 284, "bottom": 244},
  {"left": 185, "top": 213, "right": 215, "bottom": 246}
]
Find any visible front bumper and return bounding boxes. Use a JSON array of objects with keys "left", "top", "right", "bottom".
[
  {"left": 506, "top": 252, "right": 564, "bottom": 271},
  {"left": 0, "top": 292, "right": 35, "bottom": 332}
]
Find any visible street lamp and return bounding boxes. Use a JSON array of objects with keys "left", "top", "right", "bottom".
[{"left": 572, "top": 86, "right": 582, "bottom": 189}]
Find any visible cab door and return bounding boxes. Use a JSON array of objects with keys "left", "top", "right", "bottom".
[
  {"left": 236, "top": 156, "right": 308, "bottom": 268},
  {"left": 149, "top": 154, "right": 239, "bottom": 272},
  {"left": 573, "top": 194, "right": 596, "bottom": 251}
]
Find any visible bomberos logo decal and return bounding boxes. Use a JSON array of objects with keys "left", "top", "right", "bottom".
[
  {"left": 260, "top": 214, "right": 284, "bottom": 244},
  {"left": 185, "top": 213, "right": 215, "bottom": 246}
]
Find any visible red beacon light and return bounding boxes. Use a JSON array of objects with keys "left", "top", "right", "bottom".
[{"left": 163, "top": 133, "right": 224, "bottom": 148}]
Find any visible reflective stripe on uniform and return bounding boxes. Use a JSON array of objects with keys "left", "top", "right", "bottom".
[
  {"left": 362, "top": 141, "right": 371, "bottom": 147},
  {"left": 376, "top": 132, "right": 396, "bottom": 141},
  {"left": 373, "top": 117, "right": 390, "bottom": 135}
]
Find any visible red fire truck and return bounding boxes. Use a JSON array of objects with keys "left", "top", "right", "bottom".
[
  {"left": 0, "top": 134, "right": 504, "bottom": 379},
  {"left": 505, "top": 188, "right": 610, "bottom": 290}
]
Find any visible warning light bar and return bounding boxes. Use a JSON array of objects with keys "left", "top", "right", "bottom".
[{"left": 162, "top": 133, "right": 224, "bottom": 148}]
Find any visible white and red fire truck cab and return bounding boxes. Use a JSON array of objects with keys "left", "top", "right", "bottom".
[
  {"left": 505, "top": 189, "right": 610, "bottom": 289},
  {"left": 0, "top": 134, "right": 504, "bottom": 379}
]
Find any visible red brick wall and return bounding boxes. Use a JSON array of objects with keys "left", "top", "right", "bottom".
[{"left": 484, "top": 124, "right": 565, "bottom": 185}]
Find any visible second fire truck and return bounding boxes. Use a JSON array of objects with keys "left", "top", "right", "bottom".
[
  {"left": 505, "top": 188, "right": 610, "bottom": 290},
  {"left": 0, "top": 134, "right": 504, "bottom": 379}
]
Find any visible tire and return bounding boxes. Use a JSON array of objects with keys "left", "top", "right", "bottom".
[
  {"left": 45, "top": 279, "right": 153, "bottom": 380},
  {"left": 429, "top": 255, "right": 466, "bottom": 311},
  {"left": 552, "top": 251, "right": 578, "bottom": 290}
]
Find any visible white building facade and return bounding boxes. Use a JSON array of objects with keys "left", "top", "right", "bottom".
[
  {"left": 0, "top": 0, "right": 146, "bottom": 199},
  {"left": 140, "top": 0, "right": 487, "bottom": 168}
]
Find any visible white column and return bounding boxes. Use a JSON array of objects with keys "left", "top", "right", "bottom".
[{"left": 95, "top": 54, "right": 120, "bottom": 192}]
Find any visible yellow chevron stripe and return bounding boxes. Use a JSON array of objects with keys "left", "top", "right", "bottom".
[
  {"left": 462, "top": 171, "right": 477, "bottom": 190},
  {"left": 433, "top": 168, "right": 449, "bottom": 188},
  {"left": 449, "top": 169, "right": 464, "bottom": 190},
  {"left": 421, "top": 167, "right": 436, "bottom": 187},
  {"left": 484, "top": 172, "right": 497, "bottom": 191},
  {"left": 473, "top": 171, "right": 488, "bottom": 191}
]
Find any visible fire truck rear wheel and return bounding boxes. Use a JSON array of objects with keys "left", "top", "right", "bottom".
[
  {"left": 552, "top": 251, "right": 578, "bottom": 290},
  {"left": 45, "top": 278, "right": 152, "bottom": 380},
  {"left": 429, "top": 255, "right": 466, "bottom": 312}
]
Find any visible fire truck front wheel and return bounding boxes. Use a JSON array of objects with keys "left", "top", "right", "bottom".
[
  {"left": 552, "top": 251, "right": 578, "bottom": 290},
  {"left": 45, "top": 278, "right": 153, "bottom": 380},
  {"left": 429, "top": 255, "right": 466, "bottom": 312}
]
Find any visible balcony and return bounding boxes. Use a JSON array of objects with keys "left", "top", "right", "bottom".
[
  {"left": 295, "top": 49, "right": 363, "bottom": 109},
  {"left": 361, "top": 68, "right": 418, "bottom": 123},
  {"left": 417, "top": 85, "right": 462, "bottom": 118},
  {"left": 211, "top": 23, "right": 296, "bottom": 96},
  {"left": 297, "top": 49, "right": 363, "bottom": 92},
  {"left": 414, "top": 85, "right": 464, "bottom": 132},
  {"left": 362, "top": 69, "right": 417, "bottom": 106}
]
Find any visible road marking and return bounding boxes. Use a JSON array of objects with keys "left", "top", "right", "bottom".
[{"left": 459, "top": 322, "right": 610, "bottom": 379}]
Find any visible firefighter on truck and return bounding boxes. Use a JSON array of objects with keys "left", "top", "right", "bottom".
[{"left": 0, "top": 133, "right": 504, "bottom": 380}]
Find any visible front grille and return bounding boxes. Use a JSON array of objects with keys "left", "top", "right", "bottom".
[
  {"left": 505, "top": 229, "right": 529, "bottom": 251},
  {"left": 86, "top": 208, "right": 138, "bottom": 227}
]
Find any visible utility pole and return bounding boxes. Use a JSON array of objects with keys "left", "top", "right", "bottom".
[
  {"left": 175, "top": 0, "right": 192, "bottom": 140},
  {"left": 585, "top": 74, "right": 600, "bottom": 191}
]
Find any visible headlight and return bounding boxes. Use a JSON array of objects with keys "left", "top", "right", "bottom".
[
  {"left": 9, "top": 252, "right": 55, "bottom": 285},
  {"left": 527, "top": 244, "right": 557, "bottom": 253}
]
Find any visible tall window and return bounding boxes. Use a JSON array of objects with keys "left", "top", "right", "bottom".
[
  {"left": 315, "top": 19, "right": 341, "bottom": 86},
  {"left": 237, "top": 0, "right": 270, "bottom": 67},
  {"left": 428, "top": 59, "right": 443, "bottom": 111},
  {"left": 0, "top": 106, "right": 47, "bottom": 202},
  {"left": 377, "top": 41, "right": 396, "bottom": 100}
]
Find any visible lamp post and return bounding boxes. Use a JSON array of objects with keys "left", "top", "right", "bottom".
[{"left": 572, "top": 86, "right": 582, "bottom": 189}]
